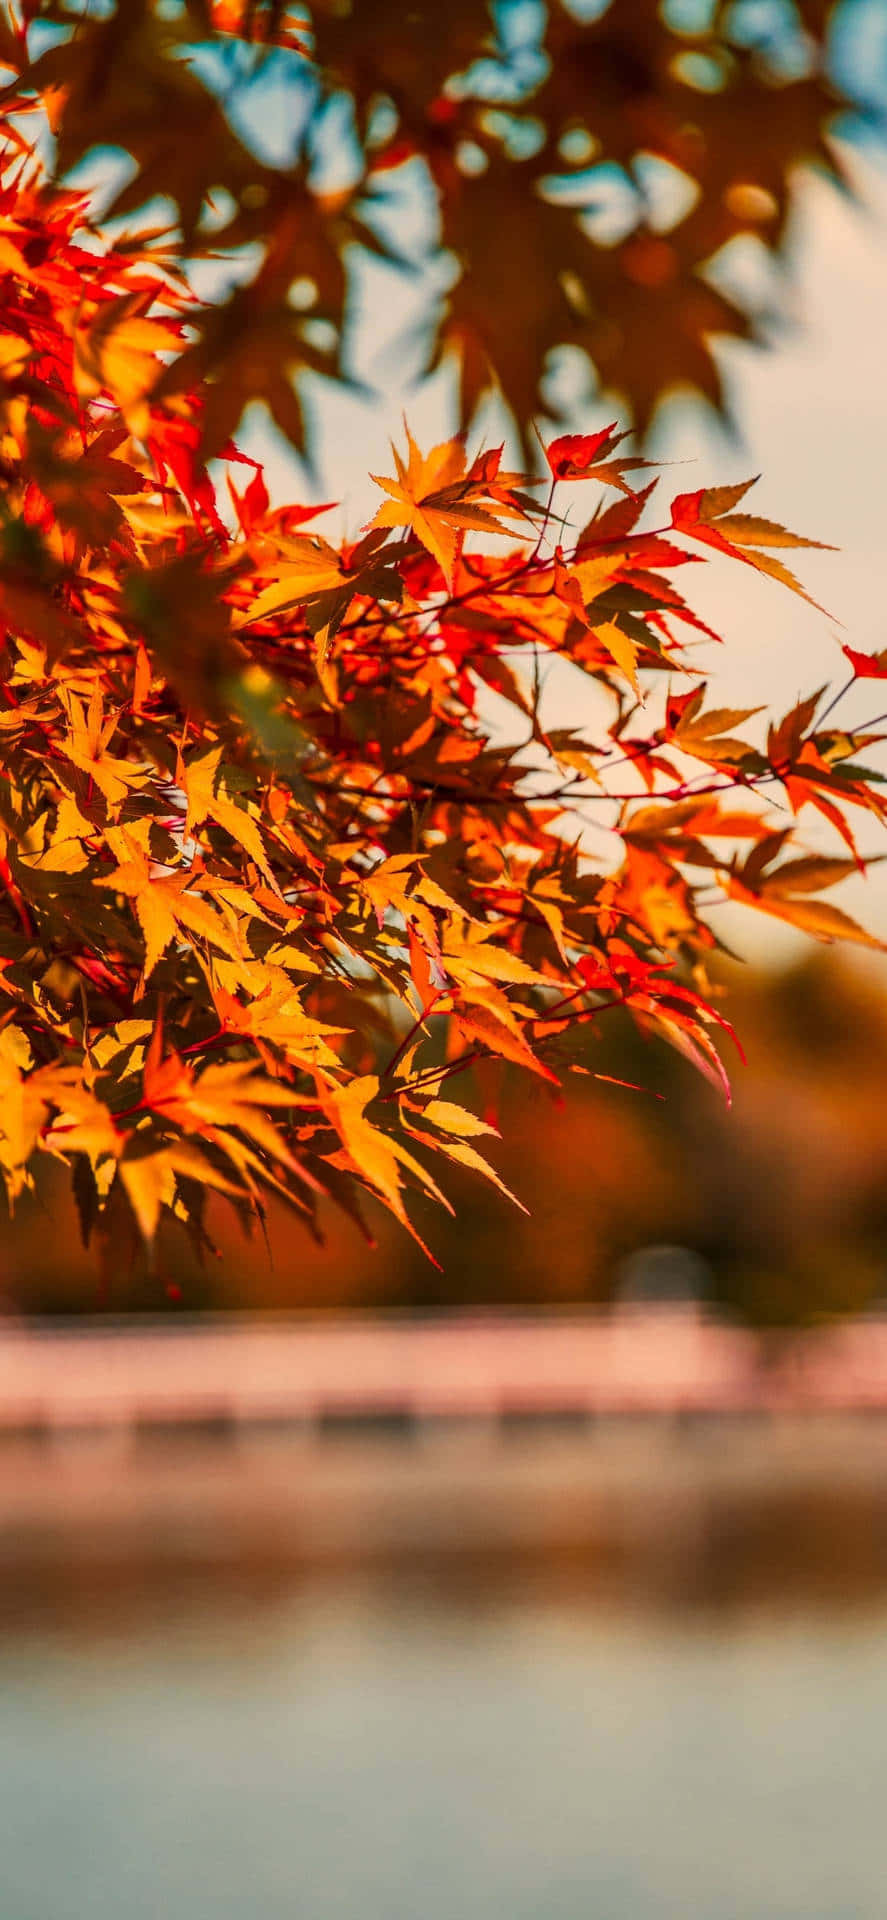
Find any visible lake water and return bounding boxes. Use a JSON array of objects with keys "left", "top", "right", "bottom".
[{"left": 1, "top": 1425, "right": 886, "bottom": 1919}]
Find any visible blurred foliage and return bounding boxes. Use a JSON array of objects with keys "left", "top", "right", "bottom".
[
  {"left": 2, "top": 0, "right": 880, "bottom": 449},
  {"left": 7, "top": 951, "right": 887, "bottom": 1329}
]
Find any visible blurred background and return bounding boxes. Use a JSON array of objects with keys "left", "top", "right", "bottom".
[{"left": 6, "top": 2, "right": 887, "bottom": 1914}]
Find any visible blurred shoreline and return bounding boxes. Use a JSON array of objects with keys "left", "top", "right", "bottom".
[
  {"left": 6, "top": 1312, "right": 887, "bottom": 1634},
  {"left": 6, "top": 1412, "right": 887, "bottom": 1634}
]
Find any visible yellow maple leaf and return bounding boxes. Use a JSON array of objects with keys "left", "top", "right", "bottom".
[
  {"left": 209, "top": 970, "right": 346, "bottom": 1070},
  {"left": 441, "top": 919, "right": 549, "bottom": 988},
  {"left": 0, "top": 1028, "right": 45, "bottom": 1201},
  {"left": 368, "top": 426, "right": 524, "bottom": 587},
  {"left": 98, "top": 834, "right": 239, "bottom": 984},
  {"left": 57, "top": 681, "right": 149, "bottom": 814},
  {"left": 179, "top": 744, "right": 223, "bottom": 834},
  {"left": 324, "top": 1073, "right": 404, "bottom": 1210},
  {"left": 554, "top": 555, "right": 640, "bottom": 693},
  {"left": 234, "top": 533, "right": 351, "bottom": 628},
  {"left": 119, "top": 1148, "right": 177, "bottom": 1245},
  {"left": 40, "top": 1073, "right": 122, "bottom": 1172},
  {"left": 73, "top": 292, "right": 184, "bottom": 438}
]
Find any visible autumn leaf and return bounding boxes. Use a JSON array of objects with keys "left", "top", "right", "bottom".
[
  {"left": 403, "top": 1101, "right": 528, "bottom": 1212},
  {"left": 0, "top": 1027, "right": 47, "bottom": 1202},
  {"left": 97, "top": 832, "right": 240, "bottom": 985},
  {"left": 545, "top": 423, "right": 652, "bottom": 496},
  {"left": 728, "top": 841, "right": 886, "bottom": 950},
  {"left": 842, "top": 646, "right": 887, "bottom": 680},
  {"left": 118, "top": 1146, "right": 176, "bottom": 1246},
  {"left": 57, "top": 683, "right": 150, "bottom": 814},
  {"left": 665, "top": 685, "right": 763, "bottom": 768},
  {"left": 367, "top": 425, "right": 529, "bottom": 586},
  {"left": 234, "top": 533, "right": 352, "bottom": 627},
  {"left": 671, "top": 481, "right": 833, "bottom": 611},
  {"left": 408, "top": 924, "right": 448, "bottom": 1014},
  {"left": 553, "top": 551, "right": 643, "bottom": 692},
  {"left": 451, "top": 997, "right": 559, "bottom": 1084},
  {"left": 140, "top": 1023, "right": 324, "bottom": 1203},
  {"left": 74, "top": 293, "right": 186, "bottom": 439}
]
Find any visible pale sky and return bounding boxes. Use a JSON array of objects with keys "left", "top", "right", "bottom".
[{"left": 249, "top": 142, "right": 887, "bottom": 966}]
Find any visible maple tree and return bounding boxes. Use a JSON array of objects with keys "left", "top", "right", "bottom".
[{"left": 0, "top": 8, "right": 886, "bottom": 1285}]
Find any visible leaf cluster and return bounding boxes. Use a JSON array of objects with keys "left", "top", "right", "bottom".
[{"left": 0, "top": 68, "right": 885, "bottom": 1277}]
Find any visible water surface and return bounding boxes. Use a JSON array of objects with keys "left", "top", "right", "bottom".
[{"left": 1, "top": 1426, "right": 884, "bottom": 1919}]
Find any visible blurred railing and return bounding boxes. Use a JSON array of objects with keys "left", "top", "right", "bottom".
[{"left": 2, "top": 1309, "right": 887, "bottom": 1438}]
